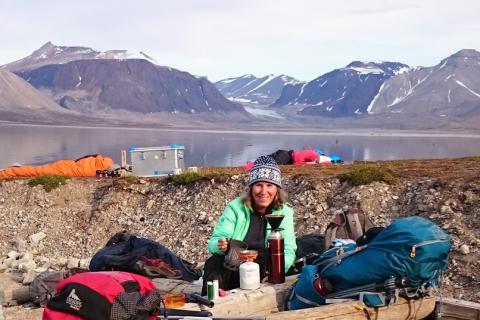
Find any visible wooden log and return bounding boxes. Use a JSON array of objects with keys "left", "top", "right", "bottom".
[
  {"left": 0, "top": 288, "right": 16, "bottom": 307},
  {"left": 203, "top": 278, "right": 297, "bottom": 317},
  {"left": 436, "top": 298, "right": 480, "bottom": 320},
  {"left": 152, "top": 277, "right": 436, "bottom": 319},
  {"left": 11, "top": 287, "right": 31, "bottom": 305},
  {"left": 265, "top": 296, "right": 436, "bottom": 320},
  {"left": 152, "top": 278, "right": 201, "bottom": 295},
  {"left": 153, "top": 276, "right": 298, "bottom": 316}
]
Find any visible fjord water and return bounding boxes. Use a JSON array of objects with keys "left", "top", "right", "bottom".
[{"left": 1, "top": 123, "right": 479, "bottom": 169}]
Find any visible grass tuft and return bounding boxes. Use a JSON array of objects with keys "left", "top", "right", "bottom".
[
  {"left": 113, "top": 175, "right": 142, "bottom": 190},
  {"left": 28, "top": 175, "right": 70, "bottom": 192},
  {"left": 119, "top": 175, "right": 142, "bottom": 185},
  {"left": 338, "top": 166, "right": 395, "bottom": 186},
  {"left": 170, "top": 172, "right": 204, "bottom": 185}
]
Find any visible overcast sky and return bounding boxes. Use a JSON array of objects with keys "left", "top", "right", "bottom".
[{"left": 1, "top": 0, "right": 479, "bottom": 81}]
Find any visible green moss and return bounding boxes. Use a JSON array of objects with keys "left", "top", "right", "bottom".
[
  {"left": 169, "top": 172, "right": 204, "bottom": 185},
  {"left": 338, "top": 166, "right": 395, "bottom": 186},
  {"left": 28, "top": 175, "right": 70, "bottom": 192},
  {"left": 112, "top": 175, "right": 142, "bottom": 190},
  {"left": 119, "top": 175, "right": 142, "bottom": 185}
]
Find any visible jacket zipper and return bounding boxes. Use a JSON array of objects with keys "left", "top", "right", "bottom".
[{"left": 410, "top": 239, "right": 449, "bottom": 258}]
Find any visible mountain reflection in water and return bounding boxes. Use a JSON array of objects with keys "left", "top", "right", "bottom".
[{"left": 0, "top": 124, "right": 479, "bottom": 169}]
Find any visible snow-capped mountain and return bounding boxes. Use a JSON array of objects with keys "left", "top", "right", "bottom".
[
  {"left": 215, "top": 74, "right": 304, "bottom": 105},
  {"left": 367, "top": 49, "right": 480, "bottom": 120},
  {"left": 15, "top": 59, "right": 247, "bottom": 116},
  {"left": 3, "top": 42, "right": 157, "bottom": 72},
  {"left": 4, "top": 43, "right": 248, "bottom": 117},
  {"left": 273, "top": 61, "right": 409, "bottom": 116}
]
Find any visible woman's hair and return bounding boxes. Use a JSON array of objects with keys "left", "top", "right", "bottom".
[{"left": 242, "top": 185, "right": 288, "bottom": 211}]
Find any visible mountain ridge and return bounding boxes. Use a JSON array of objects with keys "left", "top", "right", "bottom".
[
  {"left": 367, "top": 49, "right": 480, "bottom": 121},
  {"left": 3, "top": 42, "right": 248, "bottom": 119},
  {"left": 3, "top": 41, "right": 158, "bottom": 72},
  {"left": 215, "top": 74, "right": 304, "bottom": 105}
]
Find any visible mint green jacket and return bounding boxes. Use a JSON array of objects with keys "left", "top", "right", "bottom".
[{"left": 208, "top": 196, "right": 297, "bottom": 271}]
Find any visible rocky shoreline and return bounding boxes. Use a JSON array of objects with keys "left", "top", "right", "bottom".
[{"left": 1, "top": 159, "right": 479, "bottom": 318}]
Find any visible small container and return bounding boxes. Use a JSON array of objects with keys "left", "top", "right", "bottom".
[
  {"left": 239, "top": 250, "right": 260, "bottom": 290},
  {"left": 164, "top": 293, "right": 185, "bottom": 308},
  {"left": 212, "top": 280, "right": 219, "bottom": 299},
  {"left": 207, "top": 281, "right": 214, "bottom": 301}
]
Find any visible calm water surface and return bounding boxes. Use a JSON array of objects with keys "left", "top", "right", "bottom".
[{"left": 1, "top": 123, "right": 479, "bottom": 169}]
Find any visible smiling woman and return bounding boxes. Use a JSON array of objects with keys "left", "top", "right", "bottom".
[{"left": 202, "top": 156, "right": 296, "bottom": 294}]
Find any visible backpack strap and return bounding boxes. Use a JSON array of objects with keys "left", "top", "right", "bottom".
[
  {"left": 323, "top": 224, "right": 338, "bottom": 250},
  {"left": 317, "top": 245, "right": 367, "bottom": 270},
  {"left": 324, "top": 212, "right": 348, "bottom": 249},
  {"left": 345, "top": 210, "right": 363, "bottom": 241},
  {"left": 286, "top": 286, "right": 323, "bottom": 310}
]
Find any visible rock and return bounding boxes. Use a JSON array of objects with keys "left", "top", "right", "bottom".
[
  {"left": 53, "top": 257, "right": 68, "bottom": 269},
  {"left": 28, "top": 232, "right": 47, "bottom": 244},
  {"left": 146, "top": 199, "right": 155, "bottom": 210},
  {"left": 79, "top": 258, "right": 90, "bottom": 269},
  {"left": 460, "top": 244, "right": 470, "bottom": 255},
  {"left": 67, "top": 257, "right": 80, "bottom": 269},
  {"left": 13, "top": 239, "right": 26, "bottom": 252},
  {"left": 22, "top": 269, "right": 37, "bottom": 285},
  {"left": 34, "top": 265, "right": 49, "bottom": 273},
  {"left": 7, "top": 251, "right": 19, "bottom": 259},
  {"left": 18, "top": 259, "right": 36, "bottom": 272},
  {"left": 463, "top": 191, "right": 478, "bottom": 204}
]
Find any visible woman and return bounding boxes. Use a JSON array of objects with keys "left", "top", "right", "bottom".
[{"left": 202, "top": 156, "right": 296, "bottom": 294}]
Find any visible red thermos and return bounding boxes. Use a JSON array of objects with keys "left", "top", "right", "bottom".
[{"left": 266, "top": 214, "right": 285, "bottom": 284}]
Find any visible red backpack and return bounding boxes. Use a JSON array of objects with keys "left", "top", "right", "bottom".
[{"left": 42, "top": 271, "right": 161, "bottom": 320}]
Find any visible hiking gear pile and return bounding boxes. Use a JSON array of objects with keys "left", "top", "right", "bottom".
[
  {"left": 286, "top": 216, "right": 451, "bottom": 310},
  {"left": 89, "top": 232, "right": 202, "bottom": 282}
]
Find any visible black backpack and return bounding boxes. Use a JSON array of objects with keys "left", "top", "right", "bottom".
[{"left": 289, "top": 233, "right": 326, "bottom": 274}]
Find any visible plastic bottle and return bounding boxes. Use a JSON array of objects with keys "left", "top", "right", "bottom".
[{"left": 212, "top": 279, "right": 219, "bottom": 299}]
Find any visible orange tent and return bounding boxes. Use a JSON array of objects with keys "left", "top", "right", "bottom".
[{"left": 0, "top": 155, "right": 114, "bottom": 179}]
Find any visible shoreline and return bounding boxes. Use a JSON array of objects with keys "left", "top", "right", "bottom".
[{"left": 1, "top": 121, "right": 480, "bottom": 138}]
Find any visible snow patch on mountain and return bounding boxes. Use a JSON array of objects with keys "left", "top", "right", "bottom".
[
  {"left": 244, "top": 106, "right": 284, "bottom": 119},
  {"left": 348, "top": 66, "right": 384, "bottom": 74},
  {"left": 455, "top": 80, "right": 480, "bottom": 98}
]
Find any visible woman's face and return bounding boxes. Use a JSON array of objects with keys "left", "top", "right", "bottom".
[{"left": 251, "top": 181, "right": 278, "bottom": 213}]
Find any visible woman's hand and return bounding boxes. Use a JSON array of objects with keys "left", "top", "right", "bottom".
[{"left": 217, "top": 238, "right": 229, "bottom": 252}]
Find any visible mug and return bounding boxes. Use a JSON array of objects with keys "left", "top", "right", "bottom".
[{"left": 223, "top": 239, "right": 248, "bottom": 271}]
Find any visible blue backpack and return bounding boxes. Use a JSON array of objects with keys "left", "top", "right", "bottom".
[{"left": 286, "top": 216, "right": 451, "bottom": 310}]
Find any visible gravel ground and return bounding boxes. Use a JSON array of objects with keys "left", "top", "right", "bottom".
[{"left": 1, "top": 158, "right": 479, "bottom": 319}]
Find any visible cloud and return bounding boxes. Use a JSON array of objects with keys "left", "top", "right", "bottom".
[{"left": 1, "top": 0, "right": 479, "bottom": 81}]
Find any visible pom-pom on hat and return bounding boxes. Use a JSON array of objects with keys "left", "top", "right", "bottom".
[{"left": 248, "top": 155, "right": 282, "bottom": 188}]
